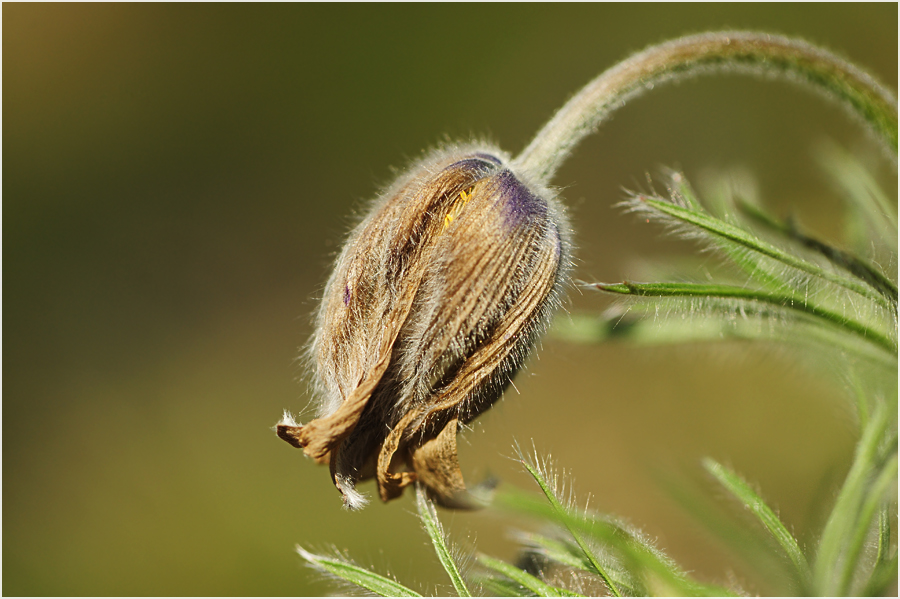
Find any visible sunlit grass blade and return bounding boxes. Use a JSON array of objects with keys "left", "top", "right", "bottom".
[
  {"left": 627, "top": 194, "right": 892, "bottom": 310},
  {"left": 814, "top": 404, "right": 891, "bottom": 595},
  {"left": 592, "top": 281, "right": 896, "bottom": 354},
  {"left": 477, "top": 553, "right": 584, "bottom": 597},
  {"left": 296, "top": 546, "right": 422, "bottom": 597},
  {"left": 702, "top": 458, "right": 811, "bottom": 587},
  {"left": 416, "top": 484, "right": 471, "bottom": 597}
]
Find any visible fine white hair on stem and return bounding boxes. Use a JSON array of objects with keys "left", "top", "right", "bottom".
[{"left": 515, "top": 31, "right": 897, "bottom": 183}]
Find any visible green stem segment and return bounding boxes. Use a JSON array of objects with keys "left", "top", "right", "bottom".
[{"left": 515, "top": 31, "right": 898, "bottom": 183}]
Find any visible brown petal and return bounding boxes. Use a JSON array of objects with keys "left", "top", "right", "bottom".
[
  {"left": 376, "top": 409, "right": 421, "bottom": 502},
  {"left": 409, "top": 418, "right": 473, "bottom": 509}
]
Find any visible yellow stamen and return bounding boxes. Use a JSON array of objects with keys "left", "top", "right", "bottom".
[{"left": 442, "top": 188, "right": 474, "bottom": 232}]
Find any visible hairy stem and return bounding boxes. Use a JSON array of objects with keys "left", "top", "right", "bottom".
[{"left": 515, "top": 31, "right": 898, "bottom": 182}]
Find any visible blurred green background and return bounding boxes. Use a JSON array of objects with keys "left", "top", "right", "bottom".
[{"left": 4, "top": 4, "right": 896, "bottom": 596}]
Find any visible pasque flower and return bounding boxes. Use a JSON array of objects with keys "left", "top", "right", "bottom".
[
  {"left": 278, "top": 32, "right": 897, "bottom": 510},
  {"left": 277, "top": 144, "right": 571, "bottom": 509}
]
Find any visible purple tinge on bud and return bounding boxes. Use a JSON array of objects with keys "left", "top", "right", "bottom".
[{"left": 277, "top": 144, "right": 570, "bottom": 509}]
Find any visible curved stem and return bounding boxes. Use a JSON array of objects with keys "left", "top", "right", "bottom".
[{"left": 515, "top": 31, "right": 898, "bottom": 183}]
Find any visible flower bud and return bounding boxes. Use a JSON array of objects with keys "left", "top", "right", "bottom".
[{"left": 277, "top": 144, "right": 570, "bottom": 509}]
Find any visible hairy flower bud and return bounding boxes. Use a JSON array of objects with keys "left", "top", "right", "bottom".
[{"left": 277, "top": 144, "right": 570, "bottom": 509}]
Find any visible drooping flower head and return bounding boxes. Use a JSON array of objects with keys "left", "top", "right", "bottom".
[{"left": 278, "top": 144, "right": 570, "bottom": 509}]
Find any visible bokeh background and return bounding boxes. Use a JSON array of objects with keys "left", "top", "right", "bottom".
[{"left": 4, "top": 4, "right": 897, "bottom": 596}]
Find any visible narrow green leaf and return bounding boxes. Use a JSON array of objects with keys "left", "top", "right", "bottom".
[
  {"left": 874, "top": 504, "right": 893, "bottom": 570},
  {"left": 836, "top": 451, "right": 898, "bottom": 595},
  {"left": 296, "top": 546, "right": 422, "bottom": 597},
  {"left": 672, "top": 174, "right": 798, "bottom": 293},
  {"left": 850, "top": 372, "right": 871, "bottom": 433},
  {"left": 515, "top": 531, "right": 641, "bottom": 596},
  {"left": 702, "top": 459, "right": 811, "bottom": 586},
  {"left": 865, "top": 551, "right": 898, "bottom": 597},
  {"left": 517, "top": 460, "right": 623, "bottom": 597},
  {"left": 416, "top": 484, "right": 471, "bottom": 597},
  {"left": 506, "top": 450, "right": 733, "bottom": 596},
  {"left": 717, "top": 237, "right": 799, "bottom": 294},
  {"left": 592, "top": 281, "right": 896, "bottom": 354},
  {"left": 477, "top": 554, "right": 583, "bottom": 597},
  {"left": 498, "top": 486, "right": 732, "bottom": 597},
  {"left": 554, "top": 310, "right": 897, "bottom": 372},
  {"left": 635, "top": 195, "right": 891, "bottom": 310},
  {"left": 814, "top": 405, "right": 890, "bottom": 595},
  {"left": 735, "top": 197, "right": 898, "bottom": 305},
  {"left": 516, "top": 532, "right": 595, "bottom": 573},
  {"left": 814, "top": 140, "right": 898, "bottom": 243},
  {"left": 663, "top": 469, "right": 798, "bottom": 595},
  {"left": 474, "top": 575, "right": 529, "bottom": 597}
]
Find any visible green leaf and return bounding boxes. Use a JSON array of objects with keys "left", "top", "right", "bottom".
[
  {"left": 662, "top": 470, "right": 798, "bottom": 595},
  {"left": 814, "top": 140, "right": 898, "bottom": 247},
  {"left": 814, "top": 405, "right": 892, "bottom": 595},
  {"left": 515, "top": 531, "right": 641, "bottom": 596},
  {"left": 515, "top": 457, "right": 624, "bottom": 597},
  {"left": 554, "top": 309, "right": 898, "bottom": 375},
  {"left": 865, "top": 551, "right": 898, "bottom": 597},
  {"left": 477, "top": 554, "right": 584, "bottom": 597},
  {"left": 874, "top": 504, "right": 893, "bottom": 571},
  {"left": 416, "top": 484, "right": 471, "bottom": 597},
  {"left": 671, "top": 173, "right": 798, "bottom": 294},
  {"left": 516, "top": 532, "right": 595, "bottom": 573},
  {"left": 592, "top": 281, "right": 896, "bottom": 354},
  {"left": 836, "top": 450, "right": 898, "bottom": 595},
  {"left": 498, "top": 487, "right": 731, "bottom": 597},
  {"left": 504, "top": 449, "right": 733, "bottom": 596},
  {"left": 735, "top": 196, "right": 898, "bottom": 305},
  {"left": 474, "top": 575, "right": 529, "bottom": 597},
  {"left": 296, "top": 546, "right": 422, "bottom": 597},
  {"left": 631, "top": 195, "right": 892, "bottom": 310},
  {"left": 702, "top": 459, "right": 811, "bottom": 586}
]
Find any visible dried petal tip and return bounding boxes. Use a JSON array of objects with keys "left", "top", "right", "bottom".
[
  {"left": 279, "top": 143, "right": 571, "bottom": 509},
  {"left": 275, "top": 411, "right": 304, "bottom": 449},
  {"left": 278, "top": 410, "right": 299, "bottom": 428}
]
